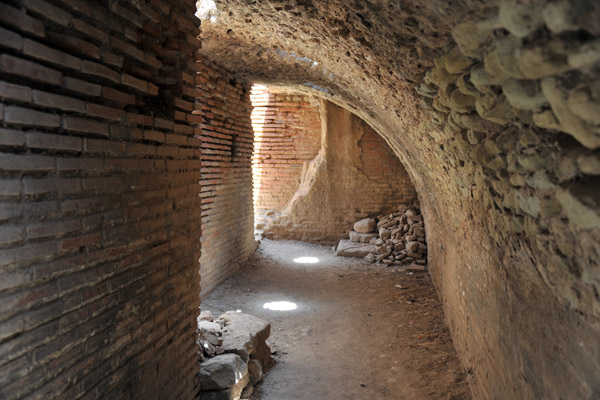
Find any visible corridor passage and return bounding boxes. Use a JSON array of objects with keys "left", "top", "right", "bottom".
[{"left": 202, "top": 240, "right": 470, "bottom": 400}]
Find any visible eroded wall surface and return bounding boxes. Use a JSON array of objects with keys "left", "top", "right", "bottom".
[
  {"left": 250, "top": 86, "right": 322, "bottom": 230},
  {"left": 197, "top": 0, "right": 600, "bottom": 398},
  {"left": 264, "top": 100, "right": 418, "bottom": 244},
  {"left": 0, "top": 1, "right": 254, "bottom": 398}
]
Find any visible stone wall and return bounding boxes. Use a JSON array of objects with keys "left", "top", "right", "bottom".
[
  {"left": 250, "top": 85, "right": 322, "bottom": 231},
  {"left": 264, "top": 100, "right": 418, "bottom": 244},
  {"left": 197, "top": 0, "right": 600, "bottom": 397},
  {"left": 414, "top": 4, "right": 600, "bottom": 398},
  {"left": 0, "top": 1, "right": 253, "bottom": 398}
]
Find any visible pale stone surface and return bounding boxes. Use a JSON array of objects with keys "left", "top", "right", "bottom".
[
  {"left": 336, "top": 239, "right": 377, "bottom": 258},
  {"left": 354, "top": 218, "right": 377, "bottom": 233},
  {"left": 349, "top": 230, "right": 378, "bottom": 243},
  {"left": 199, "top": 353, "right": 248, "bottom": 390},
  {"left": 218, "top": 311, "right": 271, "bottom": 362},
  {"left": 248, "top": 359, "right": 263, "bottom": 385},
  {"left": 198, "top": 320, "right": 223, "bottom": 346}
]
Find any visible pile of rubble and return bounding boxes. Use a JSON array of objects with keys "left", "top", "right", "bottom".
[
  {"left": 197, "top": 310, "right": 272, "bottom": 400},
  {"left": 335, "top": 204, "right": 428, "bottom": 268}
]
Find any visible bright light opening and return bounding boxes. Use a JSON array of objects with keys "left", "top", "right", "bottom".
[
  {"left": 293, "top": 256, "right": 319, "bottom": 264},
  {"left": 263, "top": 301, "right": 297, "bottom": 311},
  {"left": 195, "top": 0, "right": 218, "bottom": 23}
]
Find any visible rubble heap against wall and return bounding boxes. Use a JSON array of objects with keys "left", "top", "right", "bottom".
[
  {"left": 197, "top": 311, "right": 272, "bottom": 400},
  {"left": 336, "top": 204, "right": 428, "bottom": 269}
]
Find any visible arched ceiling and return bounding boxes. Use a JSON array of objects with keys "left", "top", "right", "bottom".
[
  {"left": 196, "top": 2, "right": 600, "bottom": 398},
  {"left": 197, "top": 0, "right": 495, "bottom": 193}
]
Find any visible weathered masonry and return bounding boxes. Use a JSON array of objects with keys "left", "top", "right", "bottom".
[
  {"left": 1, "top": 0, "right": 600, "bottom": 399},
  {"left": 0, "top": 1, "right": 252, "bottom": 398},
  {"left": 251, "top": 85, "right": 417, "bottom": 243}
]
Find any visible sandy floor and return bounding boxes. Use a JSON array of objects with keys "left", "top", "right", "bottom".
[{"left": 201, "top": 239, "right": 471, "bottom": 400}]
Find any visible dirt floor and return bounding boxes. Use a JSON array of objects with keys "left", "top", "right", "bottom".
[{"left": 201, "top": 239, "right": 471, "bottom": 400}]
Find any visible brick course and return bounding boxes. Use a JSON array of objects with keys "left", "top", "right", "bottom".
[
  {"left": 0, "top": 0, "right": 252, "bottom": 399},
  {"left": 250, "top": 86, "right": 322, "bottom": 230},
  {"left": 197, "top": 63, "right": 256, "bottom": 298},
  {"left": 251, "top": 86, "right": 418, "bottom": 243}
]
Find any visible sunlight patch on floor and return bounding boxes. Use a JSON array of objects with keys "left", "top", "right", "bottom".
[{"left": 263, "top": 301, "right": 298, "bottom": 311}]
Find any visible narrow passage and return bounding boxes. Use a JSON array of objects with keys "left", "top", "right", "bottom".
[{"left": 202, "top": 240, "right": 470, "bottom": 400}]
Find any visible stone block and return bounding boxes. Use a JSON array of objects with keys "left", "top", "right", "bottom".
[
  {"left": 348, "top": 230, "right": 378, "bottom": 243},
  {"left": 218, "top": 311, "right": 270, "bottom": 362},
  {"left": 336, "top": 239, "right": 377, "bottom": 258},
  {"left": 199, "top": 353, "right": 248, "bottom": 391},
  {"left": 353, "top": 218, "right": 376, "bottom": 233}
]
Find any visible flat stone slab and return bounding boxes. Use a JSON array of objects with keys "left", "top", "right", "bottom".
[
  {"left": 336, "top": 239, "right": 377, "bottom": 258},
  {"left": 349, "top": 230, "right": 378, "bottom": 243},
  {"left": 201, "top": 370, "right": 250, "bottom": 400},
  {"left": 199, "top": 353, "right": 248, "bottom": 391},
  {"left": 198, "top": 320, "right": 222, "bottom": 346},
  {"left": 218, "top": 311, "right": 271, "bottom": 362}
]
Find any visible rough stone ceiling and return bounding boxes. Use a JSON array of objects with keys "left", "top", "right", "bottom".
[
  {"left": 199, "top": 0, "right": 490, "bottom": 119},
  {"left": 197, "top": 0, "right": 504, "bottom": 192}
]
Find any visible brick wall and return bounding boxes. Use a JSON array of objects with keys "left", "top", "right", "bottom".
[
  {"left": 258, "top": 97, "right": 418, "bottom": 243},
  {"left": 250, "top": 85, "right": 322, "bottom": 230},
  {"left": 0, "top": 1, "right": 253, "bottom": 398},
  {"left": 197, "top": 63, "right": 255, "bottom": 299}
]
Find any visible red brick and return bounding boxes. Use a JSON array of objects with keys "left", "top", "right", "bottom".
[
  {"left": 73, "top": 19, "right": 108, "bottom": 43},
  {"left": 60, "top": 233, "right": 101, "bottom": 251},
  {"left": 187, "top": 114, "right": 202, "bottom": 124},
  {"left": 102, "top": 51, "right": 124, "bottom": 68},
  {"left": 174, "top": 123, "right": 193, "bottom": 135},
  {"left": 64, "top": 77, "right": 101, "bottom": 97},
  {"left": 108, "top": 3, "right": 143, "bottom": 27},
  {"left": 110, "top": 36, "right": 145, "bottom": 62},
  {"left": 126, "top": 113, "right": 153, "bottom": 126},
  {"left": 84, "top": 139, "right": 125, "bottom": 155},
  {"left": 0, "top": 180, "right": 21, "bottom": 197},
  {"left": 0, "top": 26, "right": 22, "bottom": 50},
  {"left": 144, "top": 54, "right": 161, "bottom": 69},
  {"left": 48, "top": 32, "right": 101, "bottom": 59},
  {"left": 102, "top": 87, "right": 135, "bottom": 105},
  {"left": 26, "top": 132, "right": 82, "bottom": 152},
  {"left": 61, "top": 116, "right": 109, "bottom": 137},
  {"left": 33, "top": 90, "right": 86, "bottom": 113},
  {"left": 81, "top": 61, "right": 120, "bottom": 83},
  {"left": 143, "top": 130, "right": 165, "bottom": 143},
  {"left": 0, "top": 55, "right": 62, "bottom": 86},
  {"left": 58, "top": 0, "right": 91, "bottom": 16},
  {"left": 173, "top": 98, "right": 193, "bottom": 112},
  {"left": 0, "top": 225, "right": 24, "bottom": 246},
  {"left": 27, "top": 219, "right": 81, "bottom": 240},
  {"left": 0, "top": 81, "right": 32, "bottom": 103},
  {"left": 138, "top": 3, "right": 160, "bottom": 23},
  {"left": 23, "top": 177, "right": 81, "bottom": 197},
  {"left": 86, "top": 103, "right": 123, "bottom": 121},
  {"left": 154, "top": 118, "right": 174, "bottom": 130},
  {"left": 0, "top": 153, "right": 55, "bottom": 171},
  {"left": 121, "top": 74, "right": 148, "bottom": 92},
  {"left": 0, "top": 128, "right": 26, "bottom": 147},
  {"left": 165, "top": 134, "right": 187, "bottom": 146},
  {"left": 57, "top": 157, "right": 103, "bottom": 171},
  {"left": 4, "top": 106, "right": 61, "bottom": 128},
  {"left": 21, "top": 0, "right": 72, "bottom": 27},
  {"left": 0, "top": 3, "right": 45, "bottom": 37},
  {"left": 23, "top": 39, "right": 82, "bottom": 71}
]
